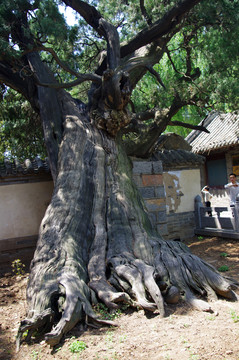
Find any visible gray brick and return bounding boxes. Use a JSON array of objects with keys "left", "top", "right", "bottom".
[
  {"left": 155, "top": 186, "right": 165, "bottom": 198},
  {"left": 138, "top": 186, "right": 155, "bottom": 199},
  {"left": 151, "top": 161, "right": 163, "bottom": 174},
  {"left": 148, "top": 212, "right": 157, "bottom": 226},
  {"left": 132, "top": 161, "right": 153, "bottom": 175},
  {"left": 145, "top": 201, "right": 165, "bottom": 212},
  {"left": 157, "top": 211, "right": 167, "bottom": 223},
  {"left": 132, "top": 160, "right": 163, "bottom": 175},
  {"left": 156, "top": 224, "right": 168, "bottom": 236}
]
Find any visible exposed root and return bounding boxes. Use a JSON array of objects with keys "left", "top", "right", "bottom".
[
  {"left": 134, "top": 259, "right": 165, "bottom": 316},
  {"left": 109, "top": 257, "right": 158, "bottom": 311},
  {"left": 185, "top": 290, "right": 213, "bottom": 312},
  {"left": 18, "top": 238, "right": 239, "bottom": 350},
  {"left": 16, "top": 308, "right": 54, "bottom": 351},
  {"left": 155, "top": 240, "right": 238, "bottom": 311},
  {"left": 89, "top": 278, "right": 133, "bottom": 309},
  {"left": 17, "top": 272, "right": 119, "bottom": 348}
]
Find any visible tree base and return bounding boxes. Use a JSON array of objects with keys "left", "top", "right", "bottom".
[{"left": 16, "top": 239, "right": 238, "bottom": 349}]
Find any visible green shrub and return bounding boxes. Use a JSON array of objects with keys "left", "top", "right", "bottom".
[
  {"left": 69, "top": 340, "right": 87, "bottom": 353},
  {"left": 218, "top": 265, "right": 229, "bottom": 272},
  {"left": 94, "top": 303, "right": 122, "bottom": 320},
  {"left": 220, "top": 252, "right": 228, "bottom": 257},
  {"left": 11, "top": 259, "right": 25, "bottom": 275},
  {"left": 230, "top": 309, "right": 239, "bottom": 323}
]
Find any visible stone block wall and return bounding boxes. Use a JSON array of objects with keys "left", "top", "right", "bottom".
[
  {"left": 132, "top": 160, "right": 168, "bottom": 237},
  {"left": 166, "top": 212, "right": 195, "bottom": 240},
  {"left": 132, "top": 159, "right": 197, "bottom": 240}
]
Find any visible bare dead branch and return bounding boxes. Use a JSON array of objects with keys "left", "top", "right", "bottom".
[{"left": 169, "top": 120, "right": 209, "bottom": 132}]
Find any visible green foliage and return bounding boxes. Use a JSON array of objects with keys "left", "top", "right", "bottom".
[
  {"left": 94, "top": 303, "right": 123, "bottom": 320},
  {"left": 131, "top": 0, "right": 239, "bottom": 136},
  {"left": 11, "top": 259, "right": 25, "bottom": 275},
  {"left": 22, "top": 330, "right": 29, "bottom": 339},
  {"left": 30, "top": 350, "right": 41, "bottom": 360},
  {"left": 220, "top": 252, "right": 228, "bottom": 258},
  {"left": 69, "top": 339, "right": 87, "bottom": 353},
  {"left": 218, "top": 265, "right": 229, "bottom": 272},
  {"left": 230, "top": 309, "right": 239, "bottom": 323},
  {"left": 0, "top": 89, "right": 47, "bottom": 161}
]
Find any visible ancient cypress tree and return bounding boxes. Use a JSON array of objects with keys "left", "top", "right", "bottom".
[{"left": 0, "top": 0, "right": 238, "bottom": 347}]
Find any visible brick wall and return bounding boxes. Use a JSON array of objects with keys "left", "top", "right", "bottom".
[
  {"left": 132, "top": 160, "right": 169, "bottom": 237},
  {"left": 166, "top": 212, "right": 195, "bottom": 240},
  {"left": 132, "top": 159, "right": 197, "bottom": 240}
]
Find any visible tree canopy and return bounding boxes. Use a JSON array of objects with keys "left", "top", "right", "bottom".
[{"left": 1, "top": 0, "right": 239, "bottom": 159}]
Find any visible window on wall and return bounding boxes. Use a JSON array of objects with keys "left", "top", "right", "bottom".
[
  {"left": 232, "top": 155, "right": 239, "bottom": 176},
  {"left": 206, "top": 157, "right": 227, "bottom": 187}
]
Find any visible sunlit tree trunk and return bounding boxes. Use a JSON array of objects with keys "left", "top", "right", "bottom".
[{"left": 18, "top": 91, "right": 238, "bottom": 347}]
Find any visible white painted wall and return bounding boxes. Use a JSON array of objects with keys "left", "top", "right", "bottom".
[
  {"left": 0, "top": 181, "right": 53, "bottom": 240},
  {"left": 163, "top": 169, "right": 201, "bottom": 214}
]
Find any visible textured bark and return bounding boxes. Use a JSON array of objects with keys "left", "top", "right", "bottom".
[
  {"left": 17, "top": 91, "right": 238, "bottom": 347},
  {"left": 4, "top": 0, "right": 237, "bottom": 350}
]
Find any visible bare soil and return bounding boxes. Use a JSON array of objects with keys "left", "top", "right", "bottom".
[{"left": 1, "top": 236, "right": 239, "bottom": 360}]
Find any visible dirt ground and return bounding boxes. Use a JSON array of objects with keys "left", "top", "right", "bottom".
[{"left": 1, "top": 236, "right": 239, "bottom": 360}]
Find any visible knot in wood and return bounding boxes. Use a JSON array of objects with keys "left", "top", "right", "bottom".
[{"left": 92, "top": 108, "right": 131, "bottom": 137}]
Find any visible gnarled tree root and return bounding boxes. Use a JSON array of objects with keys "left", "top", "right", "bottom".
[{"left": 17, "top": 240, "right": 238, "bottom": 349}]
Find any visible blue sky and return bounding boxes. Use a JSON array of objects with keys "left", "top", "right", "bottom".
[{"left": 58, "top": 4, "right": 79, "bottom": 26}]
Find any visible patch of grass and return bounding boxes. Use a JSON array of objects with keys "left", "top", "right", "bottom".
[
  {"left": 220, "top": 252, "right": 228, "bottom": 257},
  {"left": 94, "top": 303, "right": 122, "bottom": 320},
  {"left": 69, "top": 339, "right": 87, "bottom": 353},
  {"left": 230, "top": 309, "right": 239, "bottom": 323},
  {"left": 11, "top": 259, "right": 25, "bottom": 275},
  {"left": 30, "top": 350, "right": 41, "bottom": 360},
  {"left": 218, "top": 265, "right": 229, "bottom": 272},
  {"left": 197, "top": 236, "right": 204, "bottom": 240},
  {"left": 167, "top": 314, "right": 176, "bottom": 323},
  {"left": 119, "top": 334, "right": 127, "bottom": 343},
  {"left": 189, "top": 354, "right": 200, "bottom": 360},
  {"left": 180, "top": 337, "right": 189, "bottom": 344},
  {"left": 22, "top": 330, "right": 28, "bottom": 339}
]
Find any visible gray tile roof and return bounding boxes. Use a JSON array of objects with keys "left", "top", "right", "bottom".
[
  {"left": 0, "top": 157, "right": 51, "bottom": 179},
  {"left": 155, "top": 133, "right": 192, "bottom": 151},
  {"left": 185, "top": 111, "right": 239, "bottom": 154},
  {"left": 151, "top": 133, "right": 205, "bottom": 168},
  {"left": 151, "top": 149, "right": 205, "bottom": 169}
]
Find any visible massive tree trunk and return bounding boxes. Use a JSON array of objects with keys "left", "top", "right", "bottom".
[
  {"left": 17, "top": 89, "right": 238, "bottom": 347},
  {"left": 7, "top": 0, "right": 237, "bottom": 349}
]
